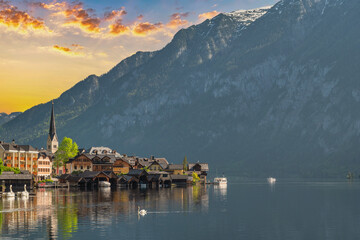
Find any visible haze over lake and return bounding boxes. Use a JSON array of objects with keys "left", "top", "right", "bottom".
[{"left": 1, "top": 180, "right": 360, "bottom": 240}]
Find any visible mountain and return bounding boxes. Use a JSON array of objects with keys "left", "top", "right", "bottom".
[
  {"left": 1, "top": 0, "right": 360, "bottom": 177},
  {"left": 0, "top": 112, "right": 21, "bottom": 126}
]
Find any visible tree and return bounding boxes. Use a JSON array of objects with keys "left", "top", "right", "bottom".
[
  {"left": 55, "top": 137, "right": 78, "bottom": 175},
  {"left": 0, "top": 158, "right": 20, "bottom": 174},
  {"left": 182, "top": 156, "right": 188, "bottom": 172}
]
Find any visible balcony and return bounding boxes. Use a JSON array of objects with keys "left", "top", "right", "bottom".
[
  {"left": 33, "top": 158, "right": 37, "bottom": 161},
  {"left": 6, "top": 164, "right": 12, "bottom": 167},
  {"left": 20, "top": 157, "right": 25, "bottom": 160},
  {"left": 6, "top": 156, "right": 11, "bottom": 160},
  {"left": 14, "top": 157, "right": 18, "bottom": 160},
  {"left": 15, "top": 164, "right": 18, "bottom": 167},
  {"left": 27, "top": 165, "right": 31, "bottom": 168},
  {"left": 33, "top": 165, "right": 37, "bottom": 168},
  {"left": 20, "top": 164, "right": 25, "bottom": 168}
]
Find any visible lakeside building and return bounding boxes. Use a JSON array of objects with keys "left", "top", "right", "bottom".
[
  {"left": 0, "top": 140, "right": 39, "bottom": 175},
  {"left": 37, "top": 150, "right": 53, "bottom": 180}
]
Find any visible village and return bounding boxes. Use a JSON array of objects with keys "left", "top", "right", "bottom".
[{"left": 0, "top": 102, "right": 209, "bottom": 191}]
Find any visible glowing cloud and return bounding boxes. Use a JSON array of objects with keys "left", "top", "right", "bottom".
[
  {"left": 104, "top": 9, "right": 127, "bottom": 21},
  {"left": 198, "top": 11, "right": 220, "bottom": 21},
  {"left": 52, "top": 44, "right": 85, "bottom": 56},
  {"left": 35, "top": 1, "right": 102, "bottom": 33},
  {"left": 0, "top": 1, "right": 47, "bottom": 33},
  {"left": 166, "top": 12, "right": 189, "bottom": 28},
  {"left": 109, "top": 19, "right": 129, "bottom": 35},
  {"left": 133, "top": 22, "right": 163, "bottom": 36}
]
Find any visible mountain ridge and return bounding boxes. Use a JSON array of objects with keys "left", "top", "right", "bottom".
[{"left": 2, "top": 0, "right": 360, "bottom": 177}]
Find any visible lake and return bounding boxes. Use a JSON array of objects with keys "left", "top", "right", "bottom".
[{"left": 1, "top": 180, "right": 360, "bottom": 240}]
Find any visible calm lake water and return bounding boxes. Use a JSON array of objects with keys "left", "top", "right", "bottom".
[{"left": 1, "top": 180, "right": 360, "bottom": 240}]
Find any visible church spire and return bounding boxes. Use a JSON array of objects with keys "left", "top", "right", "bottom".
[
  {"left": 47, "top": 100, "right": 58, "bottom": 153},
  {"left": 49, "top": 100, "right": 57, "bottom": 140}
]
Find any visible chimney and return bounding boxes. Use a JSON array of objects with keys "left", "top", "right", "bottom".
[
  {"left": 151, "top": 155, "right": 155, "bottom": 160},
  {"left": 12, "top": 139, "right": 15, "bottom": 144}
]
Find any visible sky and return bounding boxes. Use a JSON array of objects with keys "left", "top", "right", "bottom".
[{"left": 0, "top": 0, "right": 277, "bottom": 114}]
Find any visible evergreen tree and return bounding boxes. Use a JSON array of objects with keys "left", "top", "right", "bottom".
[{"left": 183, "top": 156, "right": 188, "bottom": 172}]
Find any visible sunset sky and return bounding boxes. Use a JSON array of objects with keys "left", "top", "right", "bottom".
[{"left": 0, "top": 0, "right": 276, "bottom": 114}]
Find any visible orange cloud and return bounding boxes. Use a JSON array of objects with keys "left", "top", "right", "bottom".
[
  {"left": 133, "top": 22, "right": 163, "bottom": 36},
  {"left": 109, "top": 19, "right": 129, "bottom": 35},
  {"left": 166, "top": 12, "right": 189, "bottom": 28},
  {"left": 198, "top": 11, "right": 219, "bottom": 21},
  {"left": 137, "top": 14, "right": 143, "bottom": 21},
  {"left": 53, "top": 44, "right": 70, "bottom": 52},
  {"left": 0, "top": 2, "right": 47, "bottom": 32},
  {"left": 52, "top": 44, "right": 84, "bottom": 56},
  {"left": 104, "top": 9, "right": 127, "bottom": 21},
  {"left": 34, "top": 1, "right": 101, "bottom": 33}
]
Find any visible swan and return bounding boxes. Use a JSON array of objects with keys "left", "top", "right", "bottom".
[
  {"left": 3, "top": 185, "right": 15, "bottom": 198},
  {"left": 20, "top": 184, "right": 29, "bottom": 198},
  {"left": 138, "top": 206, "right": 147, "bottom": 216}
]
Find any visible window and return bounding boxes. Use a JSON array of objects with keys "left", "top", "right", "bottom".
[
  {"left": 48, "top": 145, "right": 51, "bottom": 149},
  {"left": 81, "top": 166, "right": 83, "bottom": 170},
  {"left": 74, "top": 166, "right": 77, "bottom": 170},
  {"left": 87, "top": 166, "right": 90, "bottom": 169},
  {"left": 53, "top": 145, "right": 57, "bottom": 148}
]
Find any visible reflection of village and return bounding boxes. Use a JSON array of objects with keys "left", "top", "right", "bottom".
[{"left": 0, "top": 186, "right": 209, "bottom": 238}]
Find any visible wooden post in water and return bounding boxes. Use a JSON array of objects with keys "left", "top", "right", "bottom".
[{"left": 1, "top": 180, "right": 5, "bottom": 193}]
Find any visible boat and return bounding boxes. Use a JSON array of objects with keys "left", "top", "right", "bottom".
[
  {"left": 98, "top": 181, "right": 111, "bottom": 187},
  {"left": 214, "top": 177, "right": 227, "bottom": 185},
  {"left": 267, "top": 177, "right": 276, "bottom": 184}
]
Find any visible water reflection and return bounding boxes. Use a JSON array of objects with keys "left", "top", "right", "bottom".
[
  {"left": 214, "top": 184, "right": 227, "bottom": 200},
  {"left": 0, "top": 186, "right": 210, "bottom": 239}
]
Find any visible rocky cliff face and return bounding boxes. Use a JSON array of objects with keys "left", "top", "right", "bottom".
[{"left": 2, "top": 0, "right": 360, "bottom": 177}]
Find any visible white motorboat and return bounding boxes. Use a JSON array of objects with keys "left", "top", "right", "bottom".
[
  {"left": 267, "top": 177, "right": 276, "bottom": 184},
  {"left": 214, "top": 177, "right": 227, "bottom": 185},
  {"left": 99, "top": 181, "right": 111, "bottom": 187}
]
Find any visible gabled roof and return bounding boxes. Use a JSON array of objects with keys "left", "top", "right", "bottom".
[
  {"left": 127, "top": 169, "right": 148, "bottom": 177},
  {"left": 0, "top": 142, "right": 38, "bottom": 152},
  {"left": 59, "top": 174, "right": 70, "bottom": 180},
  {"left": 155, "top": 158, "right": 169, "bottom": 169},
  {"left": 167, "top": 164, "right": 183, "bottom": 170},
  {"left": 136, "top": 158, "right": 152, "bottom": 167},
  {"left": 189, "top": 163, "right": 209, "bottom": 171}
]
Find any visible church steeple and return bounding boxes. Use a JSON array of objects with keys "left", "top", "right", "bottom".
[
  {"left": 49, "top": 100, "right": 57, "bottom": 140},
  {"left": 47, "top": 100, "right": 58, "bottom": 153}
]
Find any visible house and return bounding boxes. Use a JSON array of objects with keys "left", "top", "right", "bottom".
[
  {"left": 154, "top": 157, "right": 169, "bottom": 169},
  {"left": 113, "top": 158, "right": 131, "bottom": 175},
  {"left": 0, "top": 140, "right": 39, "bottom": 175},
  {"left": 126, "top": 169, "right": 149, "bottom": 185},
  {"left": 166, "top": 164, "right": 184, "bottom": 175},
  {"left": 148, "top": 161, "right": 164, "bottom": 171},
  {"left": 118, "top": 175, "right": 139, "bottom": 188},
  {"left": 87, "top": 147, "right": 122, "bottom": 157},
  {"left": 92, "top": 155, "right": 116, "bottom": 172},
  {"left": 59, "top": 170, "right": 118, "bottom": 188},
  {"left": 135, "top": 157, "right": 152, "bottom": 169},
  {"left": 147, "top": 171, "right": 171, "bottom": 187},
  {"left": 188, "top": 163, "right": 209, "bottom": 183},
  {"left": 37, "top": 150, "right": 53, "bottom": 180},
  {"left": 66, "top": 154, "right": 93, "bottom": 173},
  {"left": 170, "top": 174, "right": 193, "bottom": 186}
]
